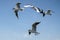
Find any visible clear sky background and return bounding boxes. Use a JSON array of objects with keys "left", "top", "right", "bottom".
[{"left": 0, "top": 0, "right": 60, "bottom": 40}]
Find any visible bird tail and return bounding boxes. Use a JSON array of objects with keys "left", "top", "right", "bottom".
[{"left": 35, "top": 32, "right": 40, "bottom": 35}]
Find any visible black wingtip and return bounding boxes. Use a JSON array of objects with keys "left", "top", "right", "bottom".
[
  {"left": 16, "top": 15, "right": 19, "bottom": 19},
  {"left": 16, "top": 2, "right": 21, "bottom": 5},
  {"left": 34, "top": 22, "right": 41, "bottom": 25},
  {"left": 29, "top": 32, "right": 31, "bottom": 35},
  {"left": 43, "top": 13, "right": 45, "bottom": 17}
]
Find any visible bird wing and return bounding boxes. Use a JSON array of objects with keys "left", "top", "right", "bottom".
[
  {"left": 32, "top": 22, "right": 40, "bottom": 32},
  {"left": 24, "top": 4, "right": 42, "bottom": 13},
  {"left": 16, "top": 3, "right": 21, "bottom": 8},
  {"left": 24, "top": 5, "right": 40, "bottom": 12},
  {"left": 32, "top": 7, "right": 43, "bottom": 13},
  {"left": 37, "top": 7, "right": 42, "bottom": 12},
  {"left": 45, "top": 10, "right": 52, "bottom": 15},
  {"left": 32, "top": 7, "right": 39, "bottom": 13},
  {"left": 14, "top": 10, "right": 19, "bottom": 19},
  {"left": 46, "top": 10, "right": 51, "bottom": 14},
  {"left": 24, "top": 4, "right": 33, "bottom": 7}
]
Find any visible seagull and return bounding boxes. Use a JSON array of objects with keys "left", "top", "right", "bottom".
[
  {"left": 28, "top": 22, "right": 40, "bottom": 35},
  {"left": 13, "top": 2, "right": 24, "bottom": 19},
  {"left": 24, "top": 4, "right": 45, "bottom": 17}
]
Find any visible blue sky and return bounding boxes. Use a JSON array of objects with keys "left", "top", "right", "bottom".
[{"left": 0, "top": 0, "right": 60, "bottom": 40}]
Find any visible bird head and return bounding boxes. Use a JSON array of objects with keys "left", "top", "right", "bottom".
[{"left": 28, "top": 29, "right": 31, "bottom": 35}]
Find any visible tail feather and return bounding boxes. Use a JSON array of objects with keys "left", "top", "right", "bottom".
[{"left": 35, "top": 32, "right": 40, "bottom": 35}]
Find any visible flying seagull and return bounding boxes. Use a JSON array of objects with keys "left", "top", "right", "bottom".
[
  {"left": 28, "top": 22, "right": 40, "bottom": 35},
  {"left": 24, "top": 4, "right": 45, "bottom": 17},
  {"left": 13, "top": 2, "right": 24, "bottom": 19}
]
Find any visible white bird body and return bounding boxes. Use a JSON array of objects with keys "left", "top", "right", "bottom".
[{"left": 14, "top": 6, "right": 19, "bottom": 11}]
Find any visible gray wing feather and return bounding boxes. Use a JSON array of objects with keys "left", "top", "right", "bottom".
[
  {"left": 32, "top": 22, "right": 40, "bottom": 31},
  {"left": 45, "top": 10, "right": 52, "bottom": 15}
]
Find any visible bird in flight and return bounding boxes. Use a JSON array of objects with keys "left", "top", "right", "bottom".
[
  {"left": 24, "top": 4, "right": 45, "bottom": 17},
  {"left": 28, "top": 22, "right": 40, "bottom": 35},
  {"left": 13, "top": 2, "right": 24, "bottom": 19}
]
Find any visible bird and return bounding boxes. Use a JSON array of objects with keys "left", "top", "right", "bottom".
[
  {"left": 28, "top": 22, "right": 40, "bottom": 35},
  {"left": 24, "top": 4, "right": 45, "bottom": 17},
  {"left": 13, "top": 2, "right": 24, "bottom": 19}
]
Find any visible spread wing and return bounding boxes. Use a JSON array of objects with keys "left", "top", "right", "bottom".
[
  {"left": 32, "top": 22, "right": 40, "bottom": 32},
  {"left": 24, "top": 4, "right": 42, "bottom": 13}
]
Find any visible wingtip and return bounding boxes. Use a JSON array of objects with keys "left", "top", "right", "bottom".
[
  {"left": 28, "top": 30, "right": 31, "bottom": 35},
  {"left": 16, "top": 15, "right": 19, "bottom": 19},
  {"left": 35, "top": 32, "right": 40, "bottom": 35},
  {"left": 43, "top": 13, "right": 45, "bottom": 17},
  {"left": 16, "top": 2, "right": 21, "bottom": 5}
]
